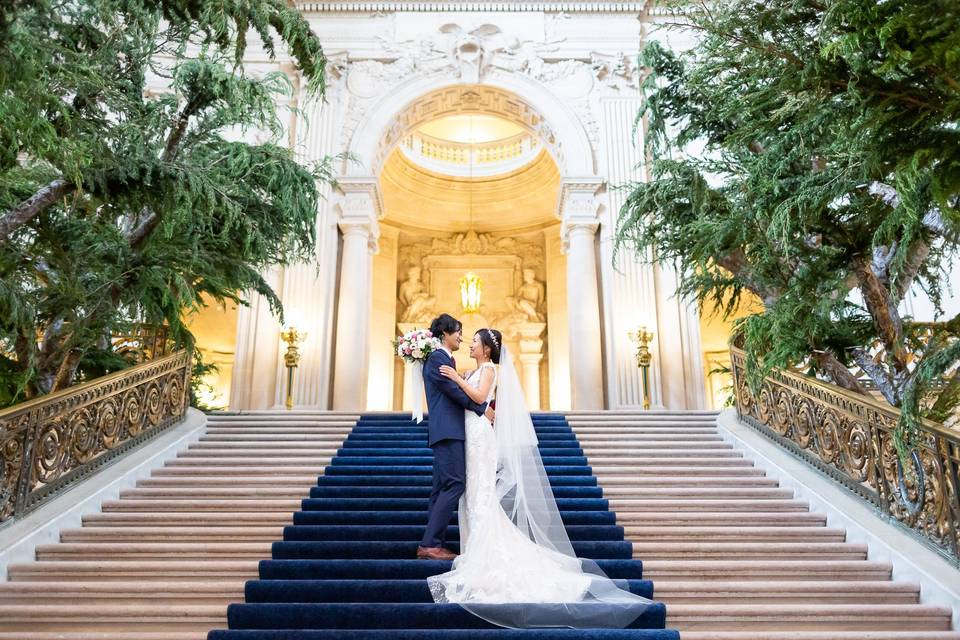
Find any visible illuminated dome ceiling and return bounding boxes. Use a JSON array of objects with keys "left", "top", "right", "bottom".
[{"left": 380, "top": 112, "right": 561, "bottom": 234}]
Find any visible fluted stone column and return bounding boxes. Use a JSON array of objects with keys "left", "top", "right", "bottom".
[
  {"left": 560, "top": 180, "right": 605, "bottom": 410},
  {"left": 332, "top": 179, "right": 381, "bottom": 411}
]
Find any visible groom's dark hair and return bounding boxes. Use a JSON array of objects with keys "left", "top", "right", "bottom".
[{"left": 430, "top": 313, "right": 462, "bottom": 339}]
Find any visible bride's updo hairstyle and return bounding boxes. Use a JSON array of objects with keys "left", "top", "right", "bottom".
[{"left": 475, "top": 328, "right": 503, "bottom": 364}]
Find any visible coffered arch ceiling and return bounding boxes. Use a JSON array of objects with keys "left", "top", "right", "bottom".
[
  {"left": 379, "top": 147, "right": 560, "bottom": 234},
  {"left": 378, "top": 85, "right": 562, "bottom": 234}
]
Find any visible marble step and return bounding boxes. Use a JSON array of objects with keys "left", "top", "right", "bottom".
[
  {"left": 152, "top": 466, "right": 334, "bottom": 476},
  {"left": 0, "top": 580, "right": 242, "bottom": 603},
  {"left": 35, "top": 542, "right": 273, "bottom": 560},
  {"left": 666, "top": 603, "right": 952, "bottom": 631},
  {"left": 82, "top": 512, "right": 297, "bottom": 527},
  {"left": 0, "top": 603, "right": 225, "bottom": 632},
  {"left": 60, "top": 527, "right": 284, "bottom": 542},
  {"left": 622, "top": 526, "right": 845, "bottom": 542},
  {"left": 616, "top": 512, "right": 828, "bottom": 526},
  {"left": 159, "top": 457, "right": 753, "bottom": 467},
  {"left": 137, "top": 476, "right": 320, "bottom": 487},
  {"left": 7, "top": 560, "right": 260, "bottom": 581},
  {"left": 653, "top": 580, "right": 920, "bottom": 605},
  {"left": 595, "top": 467, "right": 767, "bottom": 478},
  {"left": 120, "top": 487, "right": 315, "bottom": 499},
  {"left": 608, "top": 499, "right": 809, "bottom": 513},
  {"left": 679, "top": 633, "right": 960, "bottom": 640},
  {"left": 644, "top": 560, "right": 893, "bottom": 581},
  {"left": 631, "top": 541, "right": 867, "bottom": 561},
  {"left": 0, "top": 634, "right": 205, "bottom": 640},
  {"left": 100, "top": 499, "right": 302, "bottom": 512},
  {"left": 590, "top": 476, "right": 779, "bottom": 488},
  {"left": 118, "top": 486, "right": 794, "bottom": 500},
  {"left": 134, "top": 474, "right": 780, "bottom": 488}
]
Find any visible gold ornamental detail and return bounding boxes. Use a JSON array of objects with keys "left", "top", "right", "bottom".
[{"left": 0, "top": 350, "right": 192, "bottom": 524}]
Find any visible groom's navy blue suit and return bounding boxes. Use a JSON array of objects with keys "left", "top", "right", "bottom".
[{"left": 420, "top": 347, "right": 488, "bottom": 549}]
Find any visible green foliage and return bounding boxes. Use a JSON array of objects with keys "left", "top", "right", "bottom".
[
  {"left": 0, "top": 0, "right": 330, "bottom": 405},
  {"left": 616, "top": 0, "right": 960, "bottom": 459}
]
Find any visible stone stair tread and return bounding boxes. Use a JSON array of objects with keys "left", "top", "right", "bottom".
[
  {"left": 680, "top": 633, "right": 960, "bottom": 640},
  {"left": 0, "top": 634, "right": 206, "bottom": 640},
  {"left": 61, "top": 527, "right": 283, "bottom": 541},
  {"left": 624, "top": 527, "right": 844, "bottom": 539},
  {"left": 652, "top": 580, "right": 919, "bottom": 594}
]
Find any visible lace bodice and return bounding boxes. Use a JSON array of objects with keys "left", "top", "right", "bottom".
[{"left": 465, "top": 362, "right": 497, "bottom": 403}]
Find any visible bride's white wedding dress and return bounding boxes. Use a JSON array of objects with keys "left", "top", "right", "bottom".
[
  {"left": 427, "top": 348, "right": 652, "bottom": 629},
  {"left": 428, "top": 362, "right": 591, "bottom": 604}
]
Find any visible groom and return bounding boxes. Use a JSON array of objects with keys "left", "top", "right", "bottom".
[{"left": 417, "top": 313, "right": 494, "bottom": 561}]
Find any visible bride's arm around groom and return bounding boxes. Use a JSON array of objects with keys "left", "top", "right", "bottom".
[{"left": 424, "top": 350, "right": 488, "bottom": 419}]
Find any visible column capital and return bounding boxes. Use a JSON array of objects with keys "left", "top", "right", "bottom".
[
  {"left": 558, "top": 177, "right": 604, "bottom": 253},
  {"left": 336, "top": 177, "right": 383, "bottom": 253}
]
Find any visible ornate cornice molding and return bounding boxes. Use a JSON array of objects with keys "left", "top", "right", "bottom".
[{"left": 297, "top": 2, "right": 650, "bottom": 13}]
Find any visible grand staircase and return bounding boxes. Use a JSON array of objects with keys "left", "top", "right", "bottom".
[{"left": 0, "top": 409, "right": 955, "bottom": 639}]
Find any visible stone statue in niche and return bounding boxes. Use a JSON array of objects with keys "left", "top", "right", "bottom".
[
  {"left": 505, "top": 268, "right": 546, "bottom": 322},
  {"left": 398, "top": 266, "right": 437, "bottom": 323}
]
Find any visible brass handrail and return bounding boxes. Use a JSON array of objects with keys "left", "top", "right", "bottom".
[
  {"left": 0, "top": 349, "right": 192, "bottom": 526},
  {"left": 730, "top": 345, "right": 960, "bottom": 564}
]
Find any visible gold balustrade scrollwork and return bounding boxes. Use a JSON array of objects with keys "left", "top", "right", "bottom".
[
  {"left": 0, "top": 350, "right": 192, "bottom": 526},
  {"left": 731, "top": 346, "right": 960, "bottom": 564}
]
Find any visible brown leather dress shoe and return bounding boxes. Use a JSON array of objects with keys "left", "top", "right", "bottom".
[{"left": 416, "top": 546, "right": 457, "bottom": 560}]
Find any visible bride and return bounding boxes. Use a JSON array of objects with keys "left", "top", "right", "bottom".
[{"left": 429, "top": 328, "right": 653, "bottom": 629}]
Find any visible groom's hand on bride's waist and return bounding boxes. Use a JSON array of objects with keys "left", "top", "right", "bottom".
[{"left": 485, "top": 406, "right": 495, "bottom": 423}]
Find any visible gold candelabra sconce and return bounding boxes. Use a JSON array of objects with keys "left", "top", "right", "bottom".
[
  {"left": 280, "top": 326, "right": 307, "bottom": 410},
  {"left": 629, "top": 326, "right": 655, "bottom": 410}
]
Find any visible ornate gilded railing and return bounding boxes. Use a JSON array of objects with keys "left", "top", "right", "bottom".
[
  {"left": 0, "top": 350, "right": 192, "bottom": 527},
  {"left": 731, "top": 346, "right": 960, "bottom": 564},
  {"left": 111, "top": 323, "right": 172, "bottom": 363}
]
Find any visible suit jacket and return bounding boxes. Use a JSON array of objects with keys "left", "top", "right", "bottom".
[{"left": 423, "top": 349, "right": 488, "bottom": 447}]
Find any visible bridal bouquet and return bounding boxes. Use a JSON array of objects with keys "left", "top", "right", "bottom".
[
  {"left": 393, "top": 328, "right": 441, "bottom": 423},
  {"left": 393, "top": 328, "right": 440, "bottom": 364}
]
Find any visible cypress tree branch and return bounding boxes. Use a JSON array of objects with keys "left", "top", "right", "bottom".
[
  {"left": 127, "top": 95, "right": 204, "bottom": 249},
  {"left": 0, "top": 179, "right": 76, "bottom": 244},
  {"left": 812, "top": 351, "right": 870, "bottom": 395},
  {"left": 853, "top": 257, "right": 909, "bottom": 373}
]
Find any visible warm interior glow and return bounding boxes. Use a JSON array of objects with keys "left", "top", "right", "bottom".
[
  {"left": 418, "top": 114, "right": 524, "bottom": 143},
  {"left": 460, "top": 271, "right": 483, "bottom": 313}
]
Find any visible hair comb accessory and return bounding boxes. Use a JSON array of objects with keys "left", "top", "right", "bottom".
[{"left": 486, "top": 328, "right": 499, "bottom": 350}]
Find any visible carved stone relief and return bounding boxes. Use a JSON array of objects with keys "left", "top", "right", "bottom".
[
  {"left": 336, "top": 20, "right": 642, "bottom": 157},
  {"left": 396, "top": 230, "right": 547, "bottom": 342}
]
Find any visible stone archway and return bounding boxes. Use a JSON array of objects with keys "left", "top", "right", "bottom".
[
  {"left": 330, "top": 70, "right": 601, "bottom": 411},
  {"left": 344, "top": 72, "right": 595, "bottom": 178}
]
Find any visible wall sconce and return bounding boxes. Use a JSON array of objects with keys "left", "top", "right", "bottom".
[
  {"left": 629, "top": 326, "right": 655, "bottom": 410},
  {"left": 280, "top": 326, "right": 307, "bottom": 410}
]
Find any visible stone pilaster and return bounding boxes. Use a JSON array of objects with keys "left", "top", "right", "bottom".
[
  {"left": 332, "top": 178, "right": 382, "bottom": 411},
  {"left": 559, "top": 179, "right": 605, "bottom": 410}
]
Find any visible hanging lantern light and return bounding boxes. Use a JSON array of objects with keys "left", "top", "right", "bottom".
[{"left": 460, "top": 271, "right": 482, "bottom": 313}]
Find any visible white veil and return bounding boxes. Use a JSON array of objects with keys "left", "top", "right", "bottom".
[{"left": 460, "top": 346, "right": 654, "bottom": 628}]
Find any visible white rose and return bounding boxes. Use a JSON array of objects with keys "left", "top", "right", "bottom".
[{"left": 412, "top": 349, "right": 423, "bottom": 359}]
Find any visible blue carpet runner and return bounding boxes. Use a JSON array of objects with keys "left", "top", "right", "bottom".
[{"left": 208, "top": 413, "right": 678, "bottom": 640}]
